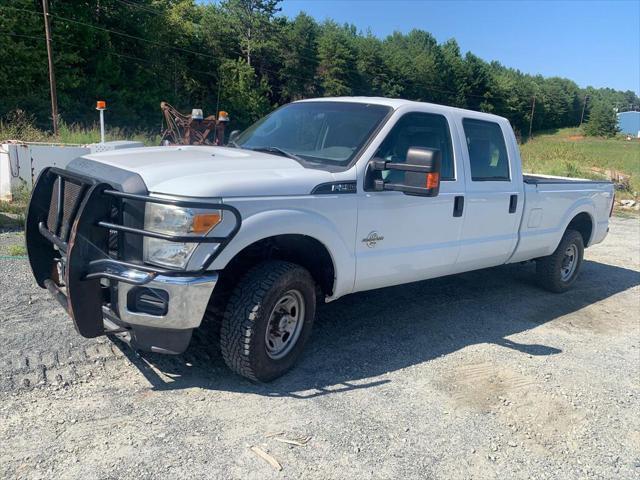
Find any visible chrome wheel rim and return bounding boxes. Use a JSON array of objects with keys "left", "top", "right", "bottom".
[
  {"left": 265, "top": 290, "right": 305, "bottom": 360},
  {"left": 560, "top": 244, "right": 578, "bottom": 281}
]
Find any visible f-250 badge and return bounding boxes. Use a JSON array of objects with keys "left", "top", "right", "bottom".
[{"left": 362, "top": 231, "right": 384, "bottom": 248}]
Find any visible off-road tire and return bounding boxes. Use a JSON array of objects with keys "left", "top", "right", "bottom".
[
  {"left": 536, "top": 229, "right": 584, "bottom": 293},
  {"left": 220, "top": 260, "right": 316, "bottom": 382}
]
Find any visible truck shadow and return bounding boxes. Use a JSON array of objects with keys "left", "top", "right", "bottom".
[{"left": 117, "top": 259, "right": 640, "bottom": 397}]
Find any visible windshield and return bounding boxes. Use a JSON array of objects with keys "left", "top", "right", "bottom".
[{"left": 234, "top": 101, "right": 391, "bottom": 166}]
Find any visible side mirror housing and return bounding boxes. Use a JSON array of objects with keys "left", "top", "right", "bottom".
[
  {"left": 369, "top": 147, "right": 441, "bottom": 197},
  {"left": 227, "top": 129, "right": 241, "bottom": 145}
]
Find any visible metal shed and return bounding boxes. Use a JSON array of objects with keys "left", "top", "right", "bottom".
[{"left": 617, "top": 111, "right": 640, "bottom": 137}]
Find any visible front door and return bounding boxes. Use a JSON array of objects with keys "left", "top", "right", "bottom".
[{"left": 354, "top": 111, "right": 466, "bottom": 292}]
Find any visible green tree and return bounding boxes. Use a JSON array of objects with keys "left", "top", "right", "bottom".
[
  {"left": 219, "top": 0, "right": 281, "bottom": 67},
  {"left": 353, "top": 32, "right": 388, "bottom": 96},
  {"left": 278, "top": 13, "right": 319, "bottom": 102},
  {"left": 584, "top": 102, "right": 619, "bottom": 137},
  {"left": 217, "top": 58, "right": 271, "bottom": 129},
  {"left": 316, "top": 21, "right": 357, "bottom": 96}
]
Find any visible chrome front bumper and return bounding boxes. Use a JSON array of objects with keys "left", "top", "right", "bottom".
[{"left": 117, "top": 273, "right": 218, "bottom": 330}]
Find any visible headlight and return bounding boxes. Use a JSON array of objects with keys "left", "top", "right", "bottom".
[{"left": 143, "top": 203, "right": 222, "bottom": 268}]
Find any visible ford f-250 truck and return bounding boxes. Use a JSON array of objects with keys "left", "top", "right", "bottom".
[{"left": 26, "top": 97, "right": 614, "bottom": 381}]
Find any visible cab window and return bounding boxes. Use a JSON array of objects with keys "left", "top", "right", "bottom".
[
  {"left": 462, "top": 119, "right": 510, "bottom": 181},
  {"left": 375, "top": 112, "right": 455, "bottom": 182}
]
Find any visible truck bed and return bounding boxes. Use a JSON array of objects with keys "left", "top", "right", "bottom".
[
  {"left": 523, "top": 174, "right": 612, "bottom": 185},
  {"left": 508, "top": 174, "right": 614, "bottom": 264}
]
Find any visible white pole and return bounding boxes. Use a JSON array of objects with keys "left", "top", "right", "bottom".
[{"left": 99, "top": 109, "right": 105, "bottom": 144}]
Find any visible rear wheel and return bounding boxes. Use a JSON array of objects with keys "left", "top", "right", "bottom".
[
  {"left": 536, "top": 229, "right": 584, "bottom": 293},
  {"left": 220, "top": 260, "right": 316, "bottom": 382}
]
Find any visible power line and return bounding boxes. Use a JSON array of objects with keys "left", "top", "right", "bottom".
[
  {"left": 0, "top": 32, "right": 45, "bottom": 42},
  {"left": 0, "top": 4, "right": 317, "bottom": 84},
  {"left": 0, "top": 5, "right": 220, "bottom": 62},
  {"left": 0, "top": 31, "right": 217, "bottom": 83}
]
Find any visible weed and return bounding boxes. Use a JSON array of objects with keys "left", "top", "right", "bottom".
[
  {"left": 8, "top": 244, "right": 27, "bottom": 256},
  {"left": 0, "top": 111, "right": 160, "bottom": 146}
]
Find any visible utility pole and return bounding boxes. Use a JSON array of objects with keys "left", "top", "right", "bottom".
[
  {"left": 528, "top": 95, "right": 536, "bottom": 139},
  {"left": 579, "top": 95, "right": 589, "bottom": 126},
  {"left": 42, "top": 0, "right": 59, "bottom": 136}
]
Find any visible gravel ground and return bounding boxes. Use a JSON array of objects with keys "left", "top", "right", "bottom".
[
  {"left": 1, "top": 217, "right": 639, "bottom": 480},
  {"left": 0, "top": 228, "right": 24, "bottom": 256}
]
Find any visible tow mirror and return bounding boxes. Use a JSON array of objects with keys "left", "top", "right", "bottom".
[{"left": 369, "top": 147, "right": 441, "bottom": 197}]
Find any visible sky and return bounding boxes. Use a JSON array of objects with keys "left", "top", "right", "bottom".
[{"left": 279, "top": 0, "right": 640, "bottom": 94}]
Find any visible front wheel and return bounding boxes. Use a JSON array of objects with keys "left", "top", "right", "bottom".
[
  {"left": 220, "top": 260, "right": 316, "bottom": 382},
  {"left": 536, "top": 229, "right": 584, "bottom": 293}
]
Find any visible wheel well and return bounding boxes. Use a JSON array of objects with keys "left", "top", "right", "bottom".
[
  {"left": 567, "top": 212, "right": 593, "bottom": 246},
  {"left": 215, "top": 234, "right": 336, "bottom": 301}
]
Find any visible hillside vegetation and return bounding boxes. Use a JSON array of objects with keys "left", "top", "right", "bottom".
[
  {"left": 1, "top": 0, "right": 638, "bottom": 136},
  {"left": 521, "top": 129, "right": 640, "bottom": 196}
]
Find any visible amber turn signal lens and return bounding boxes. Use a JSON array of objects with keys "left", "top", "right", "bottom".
[
  {"left": 426, "top": 172, "right": 440, "bottom": 190},
  {"left": 191, "top": 213, "right": 222, "bottom": 233}
]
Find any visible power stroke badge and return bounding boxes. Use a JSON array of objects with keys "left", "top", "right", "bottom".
[{"left": 362, "top": 231, "right": 384, "bottom": 248}]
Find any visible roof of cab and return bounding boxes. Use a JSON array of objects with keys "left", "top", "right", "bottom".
[{"left": 295, "top": 96, "right": 507, "bottom": 121}]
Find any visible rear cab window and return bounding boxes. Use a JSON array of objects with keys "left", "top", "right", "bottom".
[
  {"left": 462, "top": 119, "right": 510, "bottom": 181},
  {"left": 375, "top": 112, "right": 456, "bottom": 182}
]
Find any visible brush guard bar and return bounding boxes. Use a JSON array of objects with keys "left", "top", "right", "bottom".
[{"left": 26, "top": 167, "right": 241, "bottom": 338}]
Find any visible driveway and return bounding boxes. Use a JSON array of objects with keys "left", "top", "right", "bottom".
[{"left": 1, "top": 217, "right": 638, "bottom": 479}]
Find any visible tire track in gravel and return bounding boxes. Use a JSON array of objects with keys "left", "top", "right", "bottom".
[{"left": 0, "top": 340, "right": 127, "bottom": 391}]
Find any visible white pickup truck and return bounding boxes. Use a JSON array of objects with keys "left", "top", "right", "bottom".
[{"left": 26, "top": 97, "right": 614, "bottom": 381}]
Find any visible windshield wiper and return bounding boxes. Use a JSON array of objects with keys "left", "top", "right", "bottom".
[{"left": 250, "top": 146, "right": 304, "bottom": 162}]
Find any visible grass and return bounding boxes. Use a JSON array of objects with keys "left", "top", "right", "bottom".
[
  {"left": 520, "top": 128, "right": 640, "bottom": 197},
  {"left": 47, "top": 123, "right": 160, "bottom": 146},
  {"left": 614, "top": 209, "right": 639, "bottom": 219},
  {"left": 7, "top": 244, "right": 26, "bottom": 256},
  {"left": 0, "top": 183, "right": 29, "bottom": 227},
  {"left": 0, "top": 200, "right": 27, "bottom": 216},
  {"left": 0, "top": 111, "right": 159, "bottom": 146}
]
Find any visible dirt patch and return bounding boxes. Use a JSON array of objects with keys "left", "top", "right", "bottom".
[
  {"left": 443, "top": 362, "right": 537, "bottom": 413},
  {"left": 441, "top": 361, "right": 587, "bottom": 456}
]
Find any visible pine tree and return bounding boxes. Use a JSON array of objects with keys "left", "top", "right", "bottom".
[
  {"left": 316, "top": 22, "right": 357, "bottom": 97},
  {"left": 584, "top": 102, "right": 619, "bottom": 137}
]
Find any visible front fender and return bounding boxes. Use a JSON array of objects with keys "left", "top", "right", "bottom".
[{"left": 203, "top": 208, "right": 356, "bottom": 300}]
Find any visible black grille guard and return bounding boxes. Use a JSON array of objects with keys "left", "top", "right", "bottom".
[{"left": 25, "top": 166, "right": 241, "bottom": 338}]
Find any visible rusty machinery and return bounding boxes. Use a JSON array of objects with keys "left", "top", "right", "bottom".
[{"left": 160, "top": 102, "right": 229, "bottom": 146}]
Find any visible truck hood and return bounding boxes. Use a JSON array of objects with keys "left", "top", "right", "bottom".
[{"left": 76, "top": 146, "right": 337, "bottom": 197}]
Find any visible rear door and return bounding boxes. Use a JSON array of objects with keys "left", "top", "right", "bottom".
[
  {"left": 354, "top": 109, "right": 466, "bottom": 292},
  {"left": 455, "top": 117, "right": 523, "bottom": 270}
]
